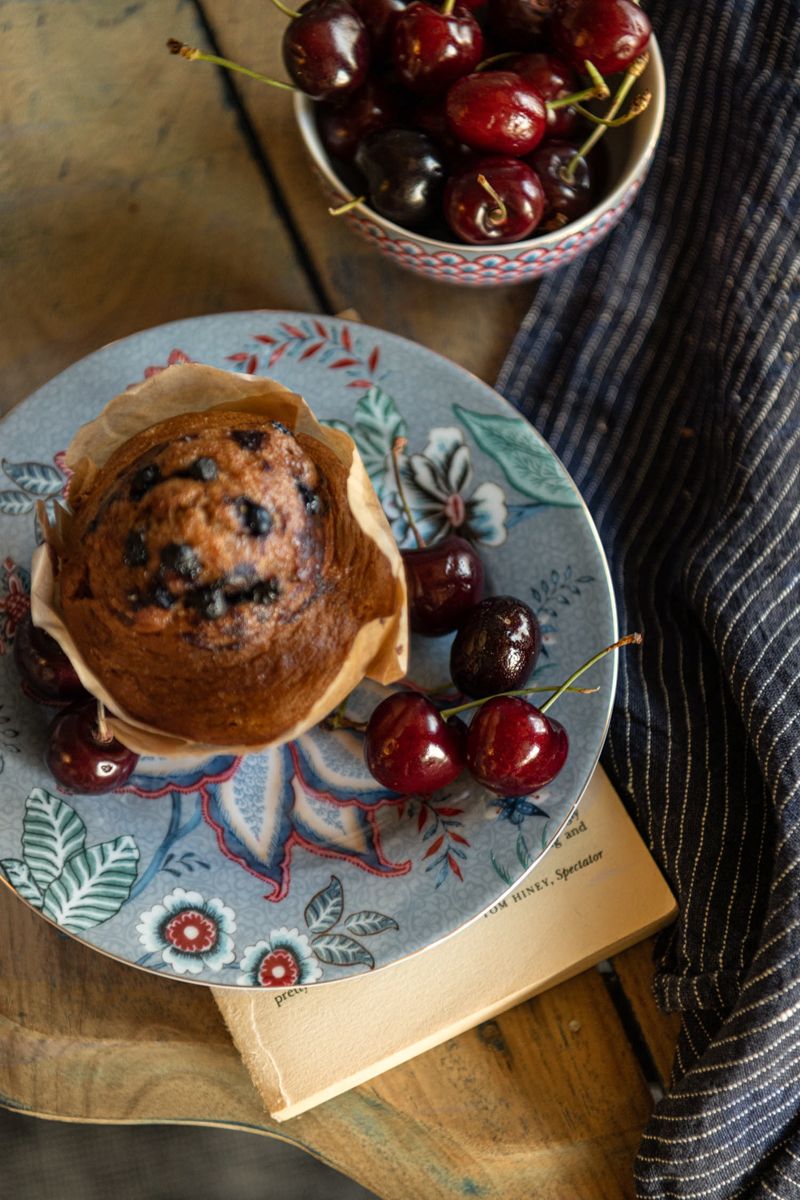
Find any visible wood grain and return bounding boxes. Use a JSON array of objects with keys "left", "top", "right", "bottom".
[
  {"left": 1, "top": 881, "right": 655, "bottom": 1199},
  {"left": 613, "top": 941, "right": 681, "bottom": 1087},
  {"left": 0, "top": 0, "right": 317, "bottom": 416}
]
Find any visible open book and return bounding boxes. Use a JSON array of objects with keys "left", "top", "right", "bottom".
[{"left": 213, "top": 765, "right": 676, "bottom": 1121}]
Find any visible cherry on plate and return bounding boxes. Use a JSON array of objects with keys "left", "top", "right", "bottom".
[
  {"left": 450, "top": 595, "right": 541, "bottom": 698},
  {"left": 404, "top": 533, "right": 484, "bottom": 636},
  {"left": 47, "top": 701, "right": 139, "bottom": 795},
  {"left": 364, "top": 692, "right": 465, "bottom": 793},
  {"left": 466, "top": 696, "right": 569, "bottom": 795},
  {"left": 14, "top": 611, "right": 87, "bottom": 704}
]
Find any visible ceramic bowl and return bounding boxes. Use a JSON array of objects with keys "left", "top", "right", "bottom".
[{"left": 294, "top": 38, "right": 665, "bottom": 287}]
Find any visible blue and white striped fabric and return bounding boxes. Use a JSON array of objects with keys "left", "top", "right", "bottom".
[{"left": 497, "top": 2, "right": 800, "bottom": 1194}]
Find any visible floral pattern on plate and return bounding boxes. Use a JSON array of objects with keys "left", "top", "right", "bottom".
[{"left": 0, "top": 312, "right": 616, "bottom": 985}]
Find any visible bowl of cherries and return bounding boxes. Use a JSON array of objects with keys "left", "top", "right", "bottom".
[{"left": 170, "top": 0, "right": 665, "bottom": 286}]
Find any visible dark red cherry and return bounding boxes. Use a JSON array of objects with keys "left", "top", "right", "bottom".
[
  {"left": 392, "top": 3, "right": 484, "bottom": 95},
  {"left": 411, "top": 97, "right": 474, "bottom": 168},
  {"left": 504, "top": 53, "right": 580, "bottom": 137},
  {"left": 551, "top": 0, "right": 651, "bottom": 76},
  {"left": 450, "top": 595, "right": 541, "bottom": 698},
  {"left": 444, "top": 156, "right": 545, "bottom": 243},
  {"left": 283, "top": 0, "right": 371, "bottom": 101},
  {"left": 489, "top": 0, "right": 557, "bottom": 48},
  {"left": 47, "top": 702, "right": 139, "bottom": 795},
  {"left": 14, "top": 611, "right": 87, "bottom": 704},
  {"left": 317, "top": 79, "right": 401, "bottom": 161},
  {"left": 350, "top": 0, "right": 408, "bottom": 58},
  {"left": 446, "top": 71, "right": 547, "bottom": 156},
  {"left": 355, "top": 128, "right": 446, "bottom": 226},
  {"left": 526, "top": 139, "right": 592, "bottom": 227},
  {"left": 466, "top": 696, "right": 568, "bottom": 795},
  {"left": 403, "top": 533, "right": 484, "bottom": 636},
  {"left": 364, "top": 692, "right": 465, "bottom": 793}
]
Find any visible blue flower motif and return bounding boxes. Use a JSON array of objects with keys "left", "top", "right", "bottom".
[
  {"left": 136, "top": 887, "right": 236, "bottom": 975},
  {"left": 387, "top": 428, "right": 508, "bottom": 549},
  {"left": 237, "top": 928, "right": 322, "bottom": 987},
  {"left": 491, "top": 796, "right": 550, "bottom": 826}
]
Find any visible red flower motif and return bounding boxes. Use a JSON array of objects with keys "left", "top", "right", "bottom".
[
  {"left": 0, "top": 558, "right": 31, "bottom": 653},
  {"left": 258, "top": 948, "right": 301, "bottom": 987},
  {"left": 162, "top": 908, "right": 218, "bottom": 954},
  {"left": 143, "top": 348, "right": 194, "bottom": 379}
]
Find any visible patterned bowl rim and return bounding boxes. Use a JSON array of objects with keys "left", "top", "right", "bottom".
[{"left": 294, "top": 35, "right": 666, "bottom": 256}]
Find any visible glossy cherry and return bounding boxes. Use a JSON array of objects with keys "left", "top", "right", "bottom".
[
  {"left": 450, "top": 595, "right": 541, "bottom": 698},
  {"left": 47, "top": 702, "right": 139, "bottom": 795},
  {"left": 392, "top": 2, "right": 484, "bottom": 95},
  {"left": 318, "top": 78, "right": 402, "bottom": 161},
  {"left": 504, "top": 53, "right": 580, "bottom": 137},
  {"left": 404, "top": 534, "right": 484, "bottom": 636},
  {"left": 466, "top": 696, "right": 568, "bottom": 795},
  {"left": 446, "top": 71, "right": 547, "bottom": 156},
  {"left": 364, "top": 692, "right": 465, "bottom": 793},
  {"left": 527, "top": 139, "right": 592, "bottom": 227},
  {"left": 350, "top": 0, "right": 408, "bottom": 58},
  {"left": 444, "top": 156, "right": 545, "bottom": 243},
  {"left": 551, "top": 0, "right": 651, "bottom": 77},
  {"left": 355, "top": 128, "right": 446, "bottom": 226},
  {"left": 282, "top": 0, "right": 371, "bottom": 101},
  {"left": 14, "top": 611, "right": 87, "bottom": 704}
]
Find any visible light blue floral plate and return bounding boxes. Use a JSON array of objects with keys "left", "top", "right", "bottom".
[{"left": 0, "top": 313, "right": 617, "bottom": 989}]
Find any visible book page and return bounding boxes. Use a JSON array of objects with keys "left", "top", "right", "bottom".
[{"left": 213, "top": 766, "right": 675, "bottom": 1121}]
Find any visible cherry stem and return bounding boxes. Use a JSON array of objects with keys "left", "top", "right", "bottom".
[
  {"left": 267, "top": 0, "right": 301, "bottom": 17},
  {"left": 547, "top": 76, "right": 610, "bottom": 111},
  {"left": 166, "top": 40, "right": 296, "bottom": 92},
  {"left": 321, "top": 698, "right": 367, "bottom": 734},
  {"left": 94, "top": 701, "right": 113, "bottom": 746},
  {"left": 329, "top": 195, "right": 366, "bottom": 216},
  {"left": 475, "top": 52, "right": 519, "bottom": 71},
  {"left": 539, "top": 633, "right": 642, "bottom": 715},
  {"left": 441, "top": 0, "right": 456, "bottom": 13},
  {"left": 391, "top": 438, "right": 425, "bottom": 549},
  {"left": 564, "top": 53, "right": 649, "bottom": 181},
  {"left": 572, "top": 92, "right": 651, "bottom": 126},
  {"left": 477, "top": 174, "right": 507, "bottom": 227},
  {"left": 441, "top": 684, "right": 601, "bottom": 721}
]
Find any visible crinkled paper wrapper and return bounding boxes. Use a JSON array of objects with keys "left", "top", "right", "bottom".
[{"left": 31, "top": 363, "right": 407, "bottom": 762}]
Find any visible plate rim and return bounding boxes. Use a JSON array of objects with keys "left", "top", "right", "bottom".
[{"left": 0, "top": 310, "right": 619, "bottom": 989}]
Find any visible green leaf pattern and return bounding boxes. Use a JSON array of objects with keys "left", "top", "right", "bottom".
[
  {"left": 5, "top": 789, "right": 139, "bottom": 932},
  {"left": 42, "top": 836, "right": 139, "bottom": 931},
  {"left": 454, "top": 405, "right": 579, "bottom": 508},
  {"left": 22, "top": 788, "right": 87, "bottom": 890}
]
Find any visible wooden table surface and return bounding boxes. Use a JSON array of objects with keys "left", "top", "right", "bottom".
[{"left": 1, "top": 2, "right": 681, "bottom": 1196}]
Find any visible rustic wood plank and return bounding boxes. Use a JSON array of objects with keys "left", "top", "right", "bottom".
[
  {"left": 183, "top": 0, "right": 537, "bottom": 385},
  {"left": 1, "top": 882, "right": 654, "bottom": 1199},
  {"left": 612, "top": 939, "right": 681, "bottom": 1088},
  {"left": 0, "top": 0, "right": 317, "bottom": 417}
]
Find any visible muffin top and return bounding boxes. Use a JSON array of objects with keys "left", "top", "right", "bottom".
[
  {"left": 58, "top": 407, "right": 397, "bottom": 745},
  {"left": 66, "top": 413, "right": 328, "bottom": 649}
]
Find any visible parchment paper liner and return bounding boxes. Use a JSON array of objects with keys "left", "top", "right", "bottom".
[{"left": 32, "top": 363, "right": 407, "bottom": 762}]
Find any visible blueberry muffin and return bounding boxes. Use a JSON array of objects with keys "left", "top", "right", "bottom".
[{"left": 58, "top": 408, "right": 399, "bottom": 745}]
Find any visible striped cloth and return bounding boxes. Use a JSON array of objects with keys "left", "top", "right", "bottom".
[{"left": 496, "top": 2, "right": 800, "bottom": 1195}]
